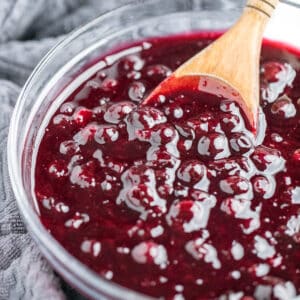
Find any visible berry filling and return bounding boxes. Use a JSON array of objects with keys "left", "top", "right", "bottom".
[{"left": 35, "top": 33, "right": 300, "bottom": 299}]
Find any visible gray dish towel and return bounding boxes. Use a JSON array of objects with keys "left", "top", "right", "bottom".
[{"left": 0, "top": 0, "right": 241, "bottom": 299}]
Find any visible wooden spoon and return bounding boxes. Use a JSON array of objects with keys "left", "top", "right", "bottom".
[{"left": 142, "top": 0, "right": 280, "bottom": 131}]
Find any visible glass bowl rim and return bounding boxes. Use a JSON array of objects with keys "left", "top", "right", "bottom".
[{"left": 7, "top": 0, "right": 300, "bottom": 299}]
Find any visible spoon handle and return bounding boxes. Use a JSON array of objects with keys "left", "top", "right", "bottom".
[{"left": 246, "top": 0, "right": 280, "bottom": 18}]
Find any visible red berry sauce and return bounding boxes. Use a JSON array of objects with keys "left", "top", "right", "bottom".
[{"left": 35, "top": 33, "right": 300, "bottom": 299}]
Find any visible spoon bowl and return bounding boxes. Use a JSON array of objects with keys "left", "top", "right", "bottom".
[{"left": 143, "top": 0, "right": 280, "bottom": 131}]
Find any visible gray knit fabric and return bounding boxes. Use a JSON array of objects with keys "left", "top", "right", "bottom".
[{"left": 0, "top": 0, "right": 245, "bottom": 299}]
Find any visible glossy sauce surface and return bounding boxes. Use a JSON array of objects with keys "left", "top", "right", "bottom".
[{"left": 35, "top": 33, "right": 300, "bottom": 299}]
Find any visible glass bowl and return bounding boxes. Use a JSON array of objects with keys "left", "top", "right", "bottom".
[{"left": 7, "top": 0, "right": 300, "bottom": 299}]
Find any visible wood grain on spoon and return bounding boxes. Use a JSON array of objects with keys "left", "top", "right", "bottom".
[{"left": 143, "top": 0, "right": 280, "bottom": 131}]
